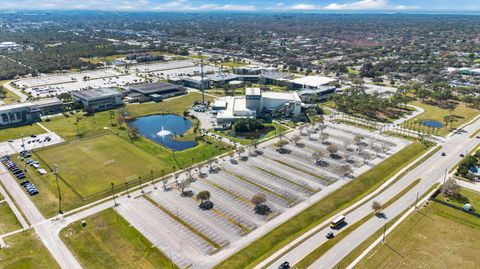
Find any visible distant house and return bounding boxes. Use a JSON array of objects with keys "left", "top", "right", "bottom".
[
  {"left": 0, "top": 103, "right": 42, "bottom": 128},
  {"left": 125, "top": 82, "right": 186, "bottom": 103},
  {"left": 71, "top": 87, "right": 123, "bottom": 112}
]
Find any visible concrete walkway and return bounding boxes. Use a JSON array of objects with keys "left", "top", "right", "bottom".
[
  {"left": 0, "top": 176, "right": 29, "bottom": 229},
  {"left": 2, "top": 81, "right": 28, "bottom": 103},
  {"left": 457, "top": 179, "right": 480, "bottom": 193},
  {"left": 0, "top": 164, "right": 82, "bottom": 269}
]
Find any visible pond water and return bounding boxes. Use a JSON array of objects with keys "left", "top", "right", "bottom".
[
  {"left": 128, "top": 114, "right": 197, "bottom": 151},
  {"left": 421, "top": 120, "right": 443, "bottom": 128}
]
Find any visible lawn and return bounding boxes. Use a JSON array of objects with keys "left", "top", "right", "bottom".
[
  {"left": 0, "top": 123, "right": 46, "bottom": 142},
  {"left": 0, "top": 80, "right": 21, "bottom": 105},
  {"left": 214, "top": 141, "right": 429, "bottom": 269},
  {"left": 355, "top": 201, "right": 480, "bottom": 268},
  {"left": 0, "top": 230, "right": 60, "bottom": 269},
  {"left": 61, "top": 208, "right": 177, "bottom": 269},
  {"left": 217, "top": 61, "right": 247, "bottom": 68},
  {"left": 436, "top": 187, "right": 480, "bottom": 210},
  {"left": 403, "top": 101, "right": 480, "bottom": 136},
  {"left": 0, "top": 202, "right": 22, "bottom": 234},
  {"left": 34, "top": 134, "right": 166, "bottom": 197},
  {"left": 211, "top": 122, "right": 289, "bottom": 145}
]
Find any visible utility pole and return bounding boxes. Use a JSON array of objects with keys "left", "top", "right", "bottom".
[
  {"left": 53, "top": 163, "right": 62, "bottom": 214},
  {"left": 443, "top": 168, "right": 447, "bottom": 184},
  {"left": 111, "top": 183, "right": 118, "bottom": 206},
  {"left": 21, "top": 134, "right": 27, "bottom": 173},
  {"left": 415, "top": 192, "right": 419, "bottom": 210},
  {"left": 382, "top": 223, "right": 387, "bottom": 243}
]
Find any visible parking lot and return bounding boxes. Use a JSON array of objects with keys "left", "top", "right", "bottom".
[
  {"left": 115, "top": 123, "right": 409, "bottom": 268},
  {"left": 0, "top": 133, "right": 64, "bottom": 156}
]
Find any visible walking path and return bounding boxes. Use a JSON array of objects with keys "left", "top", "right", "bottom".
[
  {"left": 457, "top": 179, "right": 480, "bottom": 193},
  {"left": 2, "top": 80, "right": 28, "bottom": 103},
  {"left": 0, "top": 164, "right": 82, "bottom": 269}
]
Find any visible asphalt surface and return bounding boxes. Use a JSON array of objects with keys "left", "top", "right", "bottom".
[{"left": 265, "top": 117, "right": 480, "bottom": 269}]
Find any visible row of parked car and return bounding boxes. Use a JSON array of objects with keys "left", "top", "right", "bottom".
[{"left": 2, "top": 154, "right": 39, "bottom": 196}]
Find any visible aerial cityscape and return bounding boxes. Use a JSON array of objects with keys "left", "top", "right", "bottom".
[{"left": 0, "top": 1, "right": 480, "bottom": 269}]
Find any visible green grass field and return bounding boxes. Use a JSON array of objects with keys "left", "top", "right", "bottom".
[
  {"left": 214, "top": 141, "right": 429, "bottom": 269},
  {"left": 217, "top": 61, "right": 246, "bottom": 68},
  {"left": 0, "top": 124, "right": 46, "bottom": 142},
  {"left": 356, "top": 201, "right": 480, "bottom": 268},
  {"left": 0, "top": 202, "right": 22, "bottom": 234},
  {"left": 61, "top": 208, "right": 177, "bottom": 269},
  {"left": 436, "top": 188, "right": 480, "bottom": 210},
  {"left": 403, "top": 101, "right": 479, "bottom": 136},
  {"left": 0, "top": 230, "right": 60, "bottom": 269},
  {"left": 211, "top": 122, "right": 289, "bottom": 145},
  {"left": 35, "top": 134, "right": 166, "bottom": 197},
  {"left": 0, "top": 80, "right": 21, "bottom": 105}
]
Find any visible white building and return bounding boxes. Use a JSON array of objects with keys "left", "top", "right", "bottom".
[
  {"left": 290, "top": 76, "right": 336, "bottom": 90},
  {"left": 71, "top": 87, "right": 123, "bottom": 112},
  {"left": 215, "top": 88, "right": 302, "bottom": 123},
  {"left": 0, "top": 103, "right": 41, "bottom": 128}
]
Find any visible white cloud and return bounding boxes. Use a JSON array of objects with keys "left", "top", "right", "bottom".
[
  {"left": 153, "top": 1, "right": 256, "bottom": 11},
  {"left": 395, "top": 5, "right": 420, "bottom": 10},
  {"left": 324, "top": 0, "right": 388, "bottom": 10},
  {"left": 290, "top": 4, "right": 322, "bottom": 11}
]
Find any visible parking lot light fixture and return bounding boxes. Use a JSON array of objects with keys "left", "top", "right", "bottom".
[
  {"left": 111, "top": 183, "right": 118, "bottom": 206},
  {"left": 139, "top": 176, "right": 145, "bottom": 193},
  {"left": 125, "top": 182, "right": 130, "bottom": 198},
  {"left": 151, "top": 170, "right": 157, "bottom": 190}
]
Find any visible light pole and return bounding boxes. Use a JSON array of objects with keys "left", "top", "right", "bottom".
[
  {"left": 111, "top": 183, "right": 118, "bottom": 206},
  {"left": 125, "top": 182, "right": 130, "bottom": 198},
  {"left": 53, "top": 163, "right": 62, "bottom": 214},
  {"left": 21, "top": 134, "right": 27, "bottom": 173},
  {"left": 151, "top": 170, "right": 157, "bottom": 190},
  {"left": 139, "top": 176, "right": 144, "bottom": 193}
]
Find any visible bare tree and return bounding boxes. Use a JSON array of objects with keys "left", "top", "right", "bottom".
[
  {"left": 442, "top": 178, "right": 460, "bottom": 197},
  {"left": 327, "top": 144, "right": 339, "bottom": 156},
  {"left": 354, "top": 135, "right": 364, "bottom": 145},
  {"left": 312, "top": 150, "right": 325, "bottom": 164},
  {"left": 251, "top": 193, "right": 266, "bottom": 206},
  {"left": 319, "top": 124, "right": 327, "bottom": 134},
  {"left": 291, "top": 134, "right": 301, "bottom": 146},
  {"left": 320, "top": 133, "right": 329, "bottom": 144},
  {"left": 340, "top": 164, "right": 353, "bottom": 177},
  {"left": 177, "top": 179, "right": 191, "bottom": 196},
  {"left": 371, "top": 201, "right": 382, "bottom": 213}
]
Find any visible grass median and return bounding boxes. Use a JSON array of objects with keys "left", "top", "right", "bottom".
[
  {"left": 214, "top": 140, "right": 429, "bottom": 269},
  {"left": 60, "top": 208, "right": 178, "bottom": 269}
]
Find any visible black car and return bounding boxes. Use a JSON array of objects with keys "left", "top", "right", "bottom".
[
  {"left": 278, "top": 262, "right": 290, "bottom": 269},
  {"left": 441, "top": 152, "right": 446, "bottom": 156},
  {"left": 460, "top": 154, "right": 465, "bottom": 157},
  {"left": 326, "top": 232, "right": 335, "bottom": 239},
  {"left": 20, "top": 181, "right": 30, "bottom": 186}
]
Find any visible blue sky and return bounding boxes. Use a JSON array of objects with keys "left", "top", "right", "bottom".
[{"left": 0, "top": 0, "right": 479, "bottom": 12}]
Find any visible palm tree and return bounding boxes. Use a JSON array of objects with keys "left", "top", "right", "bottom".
[{"left": 75, "top": 116, "right": 83, "bottom": 137}]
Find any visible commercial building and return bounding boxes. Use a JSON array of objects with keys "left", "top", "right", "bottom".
[
  {"left": 215, "top": 88, "right": 302, "bottom": 123},
  {"left": 297, "top": 86, "right": 337, "bottom": 103},
  {"left": 233, "top": 65, "right": 277, "bottom": 75},
  {"left": 72, "top": 87, "right": 123, "bottom": 112},
  {"left": 0, "top": 103, "right": 41, "bottom": 128},
  {"left": 289, "top": 76, "right": 336, "bottom": 90},
  {"left": 32, "top": 98, "right": 65, "bottom": 115},
  {"left": 125, "top": 82, "right": 186, "bottom": 103},
  {"left": 169, "top": 76, "right": 210, "bottom": 90},
  {"left": 206, "top": 73, "right": 239, "bottom": 87}
]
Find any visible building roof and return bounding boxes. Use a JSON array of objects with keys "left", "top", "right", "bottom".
[
  {"left": 207, "top": 73, "right": 238, "bottom": 82},
  {"left": 262, "top": 91, "right": 301, "bottom": 102},
  {"left": 72, "top": 87, "right": 119, "bottom": 100},
  {"left": 129, "top": 82, "right": 180, "bottom": 95},
  {"left": 291, "top": 76, "right": 336, "bottom": 87},
  {"left": 32, "top": 97, "right": 63, "bottom": 107},
  {"left": 298, "top": 86, "right": 336, "bottom": 96}
]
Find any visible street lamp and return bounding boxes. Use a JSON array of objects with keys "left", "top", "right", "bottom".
[
  {"left": 139, "top": 176, "right": 145, "bottom": 193},
  {"left": 151, "top": 170, "right": 157, "bottom": 190},
  {"left": 111, "top": 183, "right": 118, "bottom": 206},
  {"left": 21, "top": 134, "right": 27, "bottom": 173},
  {"left": 125, "top": 182, "right": 130, "bottom": 198},
  {"left": 53, "top": 163, "right": 63, "bottom": 214}
]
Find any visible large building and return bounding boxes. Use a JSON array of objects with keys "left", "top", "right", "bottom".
[
  {"left": 289, "top": 76, "right": 336, "bottom": 90},
  {"left": 214, "top": 88, "right": 302, "bottom": 123},
  {"left": 0, "top": 103, "right": 41, "bottom": 128},
  {"left": 125, "top": 82, "right": 186, "bottom": 103},
  {"left": 72, "top": 87, "right": 123, "bottom": 112}
]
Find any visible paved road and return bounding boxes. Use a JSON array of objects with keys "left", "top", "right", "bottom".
[
  {"left": 2, "top": 80, "right": 28, "bottom": 103},
  {"left": 0, "top": 164, "right": 82, "bottom": 269},
  {"left": 264, "top": 116, "right": 480, "bottom": 269}
]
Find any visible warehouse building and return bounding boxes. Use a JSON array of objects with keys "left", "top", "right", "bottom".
[
  {"left": 289, "top": 76, "right": 336, "bottom": 90},
  {"left": 72, "top": 87, "right": 123, "bottom": 112},
  {"left": 126, "top": 82, "right": 186, "bottom": 103}
]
